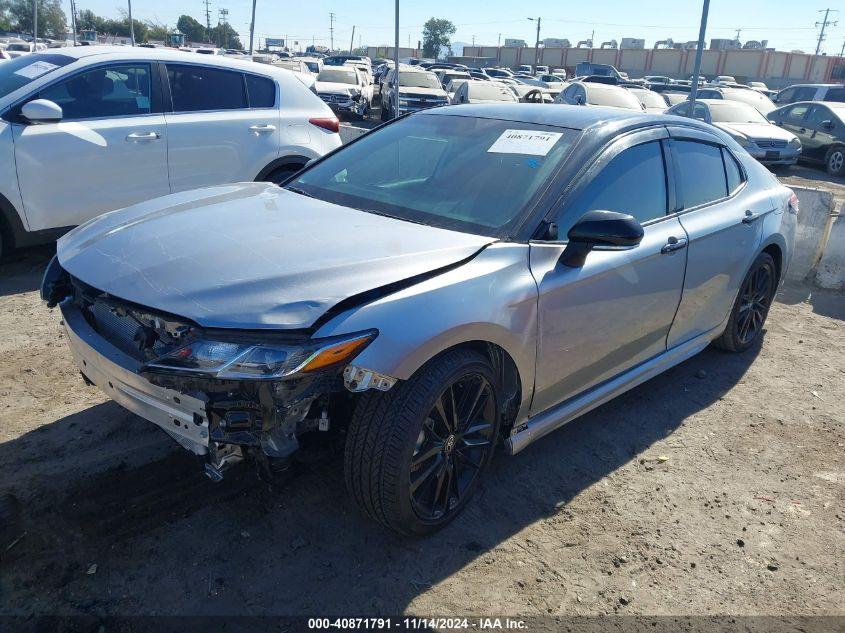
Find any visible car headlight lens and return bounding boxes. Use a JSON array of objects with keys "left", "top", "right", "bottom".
[
  {"left": 143, "top": 331, "right": 376, "bottom": 380},
  {"left": 788, "top": 137, "right": 801, "bottom": 149}
]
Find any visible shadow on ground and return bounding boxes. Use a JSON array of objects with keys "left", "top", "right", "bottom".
[
  {"left": 0, "top": 245, "right": 55, "bottom": 297},
  {"left": 0, "top": 334, "right": 762, "bottom": 615},
  {"left": 776, "top": 283, "right": 845, "bottom": 320}
]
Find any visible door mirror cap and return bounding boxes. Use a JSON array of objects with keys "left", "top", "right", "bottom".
[
  {"left": 559, "top": 210, "right": 645, "bottom": 268},
  {"left": 21, "top": 99, "right": 63, "bottom": 124}
]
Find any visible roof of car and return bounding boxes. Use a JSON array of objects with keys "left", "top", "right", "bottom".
[{"left": 422, "top": 103, "right": 666, "bottom": 130}]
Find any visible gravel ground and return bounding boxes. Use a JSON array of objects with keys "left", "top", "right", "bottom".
[{"left": 0, "top": 242, "right": 842, "bottom": 619}]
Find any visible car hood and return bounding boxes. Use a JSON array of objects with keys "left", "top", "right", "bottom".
[
  {"left": 57, "top": 183, "right": 494, "bottom": 330},
  {"left": 314, "top": 81, "right": 356, "bottom": 94},
  {"left": 398, "top": 86, "right": 447, "bottom": 97},
  {"left": 713, "top": 122, "right": 797, "bottom": 141}
]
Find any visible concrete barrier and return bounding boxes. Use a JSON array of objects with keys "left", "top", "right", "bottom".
[
  {"left": 787, "top": 186, "right": 835, "bottom": 283},
  {"left": 339, "top": 125, "right": 369, "bottom": 144},
  {"left": 815, "top": 205, "right": 845, "bottom": 291}
]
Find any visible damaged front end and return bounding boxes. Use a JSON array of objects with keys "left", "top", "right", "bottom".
[{"left": 42, "top": 256, "right": 396, "bottom": 481}]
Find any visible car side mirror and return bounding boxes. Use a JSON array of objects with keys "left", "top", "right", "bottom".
[
  {"left": 21, "top": 99, "right": 63, "bottom": 124},
  {"left": 559, "top": 210, "right": 645, "bottom": 268},
  {"left": 821, "top": 119, "right": 834, "bottom": 130}
]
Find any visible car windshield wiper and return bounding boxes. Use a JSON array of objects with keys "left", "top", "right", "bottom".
[
  {"left": 361, "top": 209, "right": 429, "bottom": 226},
  {"left": 285, "top": 186, "right": 315, "bottom": 199}
]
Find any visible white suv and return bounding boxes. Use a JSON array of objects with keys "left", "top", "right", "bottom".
[{"left": 0, "top": 46, "right": 342, "bottom": 257}]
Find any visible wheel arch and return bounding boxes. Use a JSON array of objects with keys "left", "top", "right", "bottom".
[{"left": 254, "top": 154, "right": 313, "bottom": 182}]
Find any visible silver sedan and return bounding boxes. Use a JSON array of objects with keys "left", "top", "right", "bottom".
[{"left": 43, "top": 105, "right": 797, "bottom": 535}]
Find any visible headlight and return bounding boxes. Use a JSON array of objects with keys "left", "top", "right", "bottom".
[
  {"left": 788, "top": 137, "right": 801, "bottom": 149},
  {"left": 143, "top": 331, "right": 376, "bottom": 380}
]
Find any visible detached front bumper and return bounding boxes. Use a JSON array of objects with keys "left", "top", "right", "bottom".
[{"left": 60, "top": 301, "right": 211, "bottom": 455}]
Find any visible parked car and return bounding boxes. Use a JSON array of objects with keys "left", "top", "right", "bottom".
[
  {"left": 437, "top": 70, "right": 472, "bottom": 90},
  {"left": 667, "top": 99, "right": 801, "bottom": 167},
  {"left": 627, "top": 88, "right": 669, "bottom": 113},
  {"left": 663, "top": 92, "right": 689, "bottom": 106},
  {"left": 380, "top": 68, "right": 448, "bottom": 120},
  {"left": 535, "top": 65, "right": 550, "bottom": 75},
  {"left": 574, "top": 62, "right": 624, "bottom": 80},
  {"left": 714, "top": 75, "right": 737, "bottom": 85},
  {"left": 644, "top": 75, "right": 673, "bottom": 87},
  {"left": 518, "top": 64, "right": 533, "bottom": 74},
  {"left": 449, "top": 81, "right": 518, "bottom": 104},
  {"left": 768, "top": 101, "right": 845, "bottom": 176},
  {"left": 300, "top": 57, "right": 324, "bottom": 75},
  {"left": 484, "top": 67, "right": 514, "bottom": 79},
  {"left": 5, "top": 41, "right": 47, "bottom": 58},
  {"left": 0, "top": 47, "right": 341, "bottom": 258},
  {"left": 272, "top": 59, "right": 317, "bottom": 88},
  {"left": 773, "top": 83, "right": 845, "bottom": 105},
  {"left": 555, "top": 81, "right": 643, "bottom": 110},
  {"left": 313, "top": 67, "right": 372, "bottom": 119},
  {"left": 43, "top": 104, "right": 796, "bottom": 535},
  {"left": 696, "top": 85, "right": 776, "bottom": 115}
]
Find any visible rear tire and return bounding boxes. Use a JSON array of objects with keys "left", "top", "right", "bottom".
[
  {"left": 713, "top": 252, "right": 777, "bottom": 352},
  {"left": 344, "top": 349, "right": 501, "bottom": 535},
  {"left": 825, "top": 146, "right": 845, "bottom": 177}
]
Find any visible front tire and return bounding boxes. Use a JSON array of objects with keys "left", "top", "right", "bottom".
[
  {"left": 713, "top": 252, "right": 777, "bottom": 352},
  {"left": 344, "top": 349, "right": 501, "bottom": 535}
]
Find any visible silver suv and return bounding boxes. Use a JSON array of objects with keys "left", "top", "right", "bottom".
[{"left": 43, "top": 105, "right": 797, "bottom": 535}]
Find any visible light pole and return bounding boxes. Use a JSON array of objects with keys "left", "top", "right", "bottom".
[
  {"left": 248, "top": 0, "right": 257, "bottom": 54},
  {"left": 127, "top": 0, "right": 135, "bottom": 46},
  {"left": 70, "top": 0, "right": 77, "bottom": 45},
  {"left": 527, "top": 17, "right": 541, "bottom": 70},
  {"left": 33, "top": 0, "right": 37, "bottom": 46},
  {"left": 393, "top": 0, "right": 399, "bottom": 118},
  {"left": 689, "top": 0, "right": 710, "bottom": 107}
]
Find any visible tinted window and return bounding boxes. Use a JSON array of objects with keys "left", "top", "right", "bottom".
[
  {"left": 826, "top": 88, "right": 845, "bottom": 103},
  {"left": 775, "top": 87, "right": 795, "bottom": 103},
  {"left": 805, "top": 105, "right": 831, "bottom": 128},
  {"left": 246, "top": 74, "right": 275, "bottom": 108},
  {"left": 674, "top": 141, "right": 727, "bottom": 209},
  {"left": 793, "top": 87, "right": 818, "bottom": 101},
  {"left": 167, "top": 64, "right": 246, "bottom": 112},
  {"left": 39, "top": 63, "right": 152, "bottom": 120},
  {"left": 556, "top": 141, "right": 667, "bottom": 233},
  {"left": 722, "top": 148, "right": 744, "bottom": 194}
]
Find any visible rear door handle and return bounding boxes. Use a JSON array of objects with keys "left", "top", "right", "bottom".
[
  {"left": 661, "top": 236, "right": 688, "bottom": 254},
  {"left": 126, "top": 131, "right": 160, "bottom": 141},
  {"left": 249, "top": 124, "right": 276, "bottom": 133}
]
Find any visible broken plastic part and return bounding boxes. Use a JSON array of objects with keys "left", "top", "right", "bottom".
[{"left": 343, "top": 365, "right": 397, "bottom": 393}]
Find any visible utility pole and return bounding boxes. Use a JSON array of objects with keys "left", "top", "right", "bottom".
[
  {"left": 329, "top": 12, "right": 335, "bottom": 51},
  {"left": 734, "top": 27, "right": 741, "bottom": 41},
  {"left": 349, "top": 25, "right": 355, "bottom": 54},
  {"left": 393, "top": 0, "right": 399, "bottom": 118},
  {"left": 70, "top": 0, "right": 77, "bottom": 45},
  {"left": 472, "top": 35, "right": 475, "bottom": 46},
  {"left": 689, "top": 0, "right": 710, "bottom": 107},
  {"left": 839, "top": 38, "right": 845, "bottom": 57},
  {"left": 248, "top": 0, "right": 257, "bottom": 54},
  {"left": 33, "top": 0, "right": 37, "bottom": 45},
  {"left": 815, "top": 9, "right": 838, "bottom": 56},
  {"left": 527, "top": 17, "right": 541, "bottom": 68},
  {"left": 128, "top": 0, "right": 135, "bottom": 45},
  {"left": 218, "top": 8, "right": 228, "bottom": 49},
  {"left": 203, "top": 0, "right": 212, "bottom": 42}
]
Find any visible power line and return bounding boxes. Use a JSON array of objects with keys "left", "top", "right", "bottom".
[{"left": 815, "top": 8, "right": 839, "bottom": 55}]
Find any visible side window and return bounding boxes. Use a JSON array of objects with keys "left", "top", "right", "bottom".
[
  {"left": 776, "top": 87, "right": 794, "bottom": 103},
  {"left": 805, "top": 105, "right": 830, "bottom": 128},
  {"left": 245, "top": 74, "right": 275, "bottom": 108},
  {"left": 691, "top": 102, "right": 708, "bottom": 121},
  {"left": 167, "top": 64, "right": 246, "bottom": 112},
  {"left": 672, "top": 102, "right": 690, "bottom": 117},
  {"left": 794, "top": 87, "right": 818, "bottom": 101},
  {"left": 673, "top": 140, "right": 728, "bottom": 209},
  {"left": 785, "top": 104, "right": 810, "bottom": 123},
  {"left": 38, "top": 63, "right": 152, "bottom": 120},
  {"left": 722, "top": 148, "right": 745, "bottom": 194},
  {"left": 555, "top": 141, "right": 667, "bottom": 234},
  {"left": 825, "top": 88, "right": 845, "bottom": 103}
]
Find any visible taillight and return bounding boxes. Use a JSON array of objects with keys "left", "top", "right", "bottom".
[
  {"left": 787, "top": 190, "right": 799, "bottom": 216},
  {"left": 309, "top": 117, "right": 340, "bottom": 133}
]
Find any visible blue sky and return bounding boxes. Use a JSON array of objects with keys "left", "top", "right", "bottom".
[{"left": 67, "top": 0, "right": 839, "bottom": 54}]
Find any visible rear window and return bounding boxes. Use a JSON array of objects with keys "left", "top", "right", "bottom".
[
  {"left": 673, "top": 140, "right": 728, "bottom": 209},
  {"left": 0, "top": 53, "right": 74, "bottom": 100},
  {"left": 826, "top": 88, "right": 845, "bottom": 102},
  {"left": 246, "top": 74, "right": 275, "bottom": 108},
  {"left": 167, "top": 64, "right": 246, "bottom": 112}
]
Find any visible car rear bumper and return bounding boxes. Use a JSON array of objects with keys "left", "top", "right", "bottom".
[{"left": 60, "top": 300, "right": 211, "bottom": 456}]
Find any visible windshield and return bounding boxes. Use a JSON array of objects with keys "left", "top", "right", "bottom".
[
  {"left": 708, "top": 101, "right": 768, "bottom": 123},
  {"left": 8, "top": 44, "right": 31, "bottom": 51},
  {"left": 724, "top": 89, "right": 775, "bottom": 114},
  {"left": 304, "top": 61, "right": 321, "bottom": 73},
  {"left": 589, "top": 86, "right": 641, "bottom": 109},
  {"left": 634, "top": 90, "right": 667, "bottom": 109},
  {"left": 469, "top": 83, "right": 515, "bottom": 100},
  {"left": 288, "top": 114, "right": 578, "bottom": 237},
  {"left": 317, "top": 69, "right": 356, "bottom": 84},
  {"left": 0, "top": 53, "right": 74, "bottom": 100},
  {"left": 399, "top": 72, "right": 441, "bottom": 89}
]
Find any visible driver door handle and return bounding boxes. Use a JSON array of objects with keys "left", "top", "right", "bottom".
[
  {"left": 661, "top": 236, "right": 688, "bottom": 254},
  {"left": 126, "top": 131, "right": 160, "bottom": 142}
]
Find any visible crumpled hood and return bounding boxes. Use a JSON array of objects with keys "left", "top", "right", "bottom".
[
  {"left": 713, "top": 121, "right": 797, "bottom": 142},
  {"left": 57, "top": 183, "right": 493, "bottom": 329},
  {"left": 314, "top": 81, "right": 356, "bottom": 95}
]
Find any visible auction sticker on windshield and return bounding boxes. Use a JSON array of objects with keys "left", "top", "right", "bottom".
[
  {"left": 487, "top": 129, "right": 563, "bottom": 156},
  {"left": 14, "top": 61, "right": 59, "bottom": 80}
]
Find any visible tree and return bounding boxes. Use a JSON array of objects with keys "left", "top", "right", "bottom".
[
  {"left": 145, "top": 18, "right": 169, "bottom": 42},
  {"left": 422, "top": 18, "right": 455, "bottom": 60},
  {"left": 7, "top": 0, "right": 66, "bottom": 37},
  {"left": 176, "top": 14, "right": 206, "bottom": 43},
  {"left": 210, "top": 22, "right": 242, "bottom": 49}
]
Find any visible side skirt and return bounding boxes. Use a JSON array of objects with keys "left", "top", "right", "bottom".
[{"left": 506, "top": 325, "right": 723, "bottom": 455}]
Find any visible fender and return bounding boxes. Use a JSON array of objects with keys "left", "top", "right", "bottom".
[
  {"left": 0, "top": 189, "right": 71, "bottom": 249},
  {"left": 254, "top": 154, "right": 313, "bottom": 181}
]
